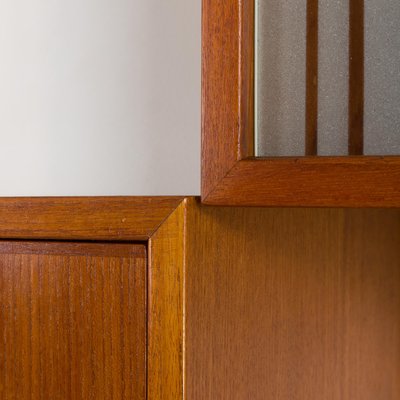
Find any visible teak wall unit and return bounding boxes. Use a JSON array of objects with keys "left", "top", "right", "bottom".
[
  {"left": 201, "top": 0, "right": 400, "bottom": 206},
  {"left": 0, "top": 197, "right": 399, "bottom": 399}
]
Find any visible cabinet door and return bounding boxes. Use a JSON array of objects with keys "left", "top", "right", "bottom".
[
  {"left": 0, "top": 241, "right": 146, "bottom": 400},
  {"left": 202, "top": 0, "right": 400, "bottom": 207}
]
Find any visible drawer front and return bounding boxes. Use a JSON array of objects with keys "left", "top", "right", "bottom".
[{"left": 0, "top": 241, "right": 146, "bottom": 400}]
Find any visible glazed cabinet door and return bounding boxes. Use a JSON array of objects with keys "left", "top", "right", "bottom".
[
  {"left": 202, "top": 0, "right": 400, "bottom": 206},
  {"left": 0, "top": 241, "right": 146, "bottom": 400}
]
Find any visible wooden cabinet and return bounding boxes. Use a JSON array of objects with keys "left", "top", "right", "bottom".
[
  {"left": 201, "top": 0, "right": 400, "bottom": 206},
  {"left": 0, "top": 197, "right": 399, "bottom": 399},
  {"left": 0, "top": 242, "right": 146, "bottom": 400}
]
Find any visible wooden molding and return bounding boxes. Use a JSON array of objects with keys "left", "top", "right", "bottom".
[
  {"left": 0, "top": 197, "right": 185, "bottom": 241},
  {"left": 148, "top": 199, "right": 187, "bottom": 400},
  {"left": 202, "top": 0, "right": 254, "bottom": 199},
  {"left": 203, "top": 157, "right": 400, "bottom": 207},
  {"left": 201, "top": 0, "right": 400, "bottom": 207}
]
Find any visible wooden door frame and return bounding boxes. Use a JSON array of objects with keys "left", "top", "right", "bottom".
[
  {"left": 201, "top": 0, "right": 400, "bottom": 207},
  {"left": 0, "top": 196, "right": 187, "bottom": 400}
]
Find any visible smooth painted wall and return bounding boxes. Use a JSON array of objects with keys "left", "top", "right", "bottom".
[{"left": 0, "top": 0, "right": 200, "bottom": 195}]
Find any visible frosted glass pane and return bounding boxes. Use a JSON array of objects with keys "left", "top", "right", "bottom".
[
  {"left": 317, "top": 0, "right": 349, "bottom": 156},
  {"left": 256, "top": 0, "right": 307, "bottom": 156},
  {"left": 364, "top": 0, "right": 400, "bottom": 155}
]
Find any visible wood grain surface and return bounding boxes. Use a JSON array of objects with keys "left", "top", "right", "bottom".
[
  {"left": 202, "top": 0, "right": 252, "bottom": 198},
  {"left": 239, "top": 0, "right": 255, "bottom": 159},
  {"left": 306, "top": 0, "right": 319, "bottom": 155},
  {"left": 0, "top": 197, "right": 184, "bottom": 241},
  {"left": 0, "top": 198, "right": 399, "bottom": 399},
  {"left": 186, "top": 201, "right": 400, "bottom": 399},
  {"left": 148, "top": 200, "right": 186, "bottom": 400},
  {"left": 0, "top": 241, "right": 146, "bottom": 400},
  {"left": 203, "top": 157, "right": 400, "bottom": 207}
]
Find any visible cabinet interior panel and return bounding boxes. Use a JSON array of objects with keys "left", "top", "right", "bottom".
[
  {"left": 187, "top": 206, "right": 400, "bottom": 399},
  {"left": 0, "top": 241, "right": 146, "bottom": 400}
]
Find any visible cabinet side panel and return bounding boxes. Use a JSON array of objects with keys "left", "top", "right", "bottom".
[
  {"left": 0, "top": 242, "right": 146, "bottom": 400},
  {"left": 186, "top": 203, "right": 400, "bottom": 399},
  {"left": 148, "top": 202, "right": 186, "bottom": 400}
]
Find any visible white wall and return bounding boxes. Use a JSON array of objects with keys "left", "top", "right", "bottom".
[{"left": 0, "top": 0, "right": 200, "bottom": 195}]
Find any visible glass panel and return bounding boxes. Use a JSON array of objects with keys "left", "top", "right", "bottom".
[
  {"left": 364, "top": 0, "right": 400, "bottom": 155},
  {"left": 255, "top": 0, "right": 307, "bottom": 156},
  {"left": 317, "top": 0, "right": 349, "bottom": 156},
  {"left": 256, "top": 0, "right": 400, "bottom": 157}
]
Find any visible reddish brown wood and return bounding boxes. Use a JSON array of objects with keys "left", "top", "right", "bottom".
[
  {"left": 203, "top": 157, "right": 400, "bottom": 207},
  {"left": 201, "top": 0, "right": 400, "bottom": 206},
  {"left": 349, "top": 0, "right": 364, "bottom": 155},
  {"left": 148, "top": 200, "right": 186, "bottom": 400},
  {"left": 306, "top": 0, "right": 319, "bottom": 155},
  {"left": 0, "top": 198, "right": 399, "bottom": 398},
  {"left": 202, "top": 0, "right": 249, "bottom": 198},
  {"left": 0, "top": 241, "right": 145, "bottom": 257},
  {"left": 0, "top": 241, "right": 146, "bottom": 400},
  {"left": 186, "top": 202, "right": 400, "bottom": 399},
  {"left": 0, "top": 197, "right": 184, "bottom": 241},
  {"left": 239, "top": 0, "right": 255, "bottom": 159}
]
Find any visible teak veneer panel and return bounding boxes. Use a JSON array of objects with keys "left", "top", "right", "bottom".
[
  {"left": 0, "top": 242, "right": 146, "bottom": 400},
  {"left": 186, "top": 203, "right": 400, "bottom": 399}
]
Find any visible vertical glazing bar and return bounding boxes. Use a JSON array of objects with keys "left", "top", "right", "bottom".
[
  {"left": 348, "top": 0, "right": 364, "bottom": 155},
  {"left": 306, "top": 0, "right": 319, "bottom": 155}
]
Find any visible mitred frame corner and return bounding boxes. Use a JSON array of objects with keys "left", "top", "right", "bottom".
[{"left": 201, "top": 0, "right": 400, "bottom": 207}]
